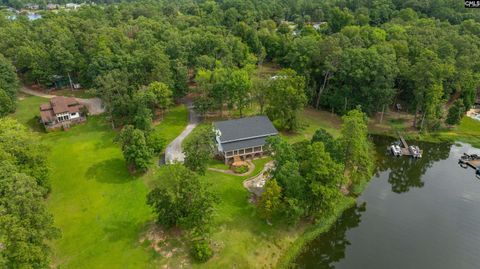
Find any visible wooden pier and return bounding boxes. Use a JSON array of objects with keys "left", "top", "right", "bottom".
[
  {"left": 466, "top": 159, "right": 480, "bottom": 170},
  {"left": 459, "top": 153, "right": 480, "bottom": 176},
  {"left": 398, "top": 133, "right": 422, "bottom": 158}
]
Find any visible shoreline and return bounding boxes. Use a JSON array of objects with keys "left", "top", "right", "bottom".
[
  {"left": 276, "top": 196, "right": 356, "bottom": 269},
  {"left": 275, "top": 130, "right": 480, "bottom": 269}
]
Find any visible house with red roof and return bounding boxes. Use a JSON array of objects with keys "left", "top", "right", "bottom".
[{"left": 39, "top": 96, "right": 86, "bottom": 131}]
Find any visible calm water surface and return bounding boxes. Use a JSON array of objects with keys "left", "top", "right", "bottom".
[{"left": 295, "top": 136, "right": 480, "bottom": 269}]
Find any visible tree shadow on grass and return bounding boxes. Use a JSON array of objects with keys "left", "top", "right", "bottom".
[
  {"left": 26, "top": 116, "right": 46, "bottom": 133},
  {"left": 102, "top": 217, "right": 141, "bottom": 242},
  {"left": 86, "top": 158, "right": 134, "bottom": 184}
]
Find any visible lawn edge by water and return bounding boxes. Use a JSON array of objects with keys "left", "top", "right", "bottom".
[
  {"left": 368, "top": 117, "right": 480, "bottom": 148},
  {"left": 276, "top": 197, "right": 356, "bottom": 269}
]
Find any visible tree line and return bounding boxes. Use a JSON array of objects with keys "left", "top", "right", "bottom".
[
  {"left": 0, "top": 118, "right": 59, "bottom": 268},
  {"left": 258, "top": 108, "right": 374, "bottom": 224},
  {"left": 0, "top": 0, "right": 478, "bottom": 131}
]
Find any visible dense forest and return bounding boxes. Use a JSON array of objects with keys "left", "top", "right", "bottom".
[
  {"left": 0, "top": 0, "right": 479, "bottom": 130},
  {"left": 1, "top": 0, "right": 479, "bottom": 267}
]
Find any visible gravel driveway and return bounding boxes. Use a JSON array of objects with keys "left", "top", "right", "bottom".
[{"left": 164, "top": 102, "right": 200, "bottom": 163}]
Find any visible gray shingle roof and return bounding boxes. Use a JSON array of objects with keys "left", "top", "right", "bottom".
[
  {"left": 221, "top": 137, "right": 268, "bottom": 152},
  {"left": 214, "top": 116, "right": 278, "bottom": 143}
]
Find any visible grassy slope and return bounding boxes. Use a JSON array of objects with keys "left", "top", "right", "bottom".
[
  {"left": 152, "top": 157, "right": 303, "bottom": 269},
  {"left": 282, "top": 108, "right": 342, "bottom": 143},
  {"left": 276, "top": 197, "right": 355, "bottom": 269},
  {"left": 152, "top": 105, "right": 189, "bottom": 144},
  {"left": 13, "top": 95, "right": 188, "bottom": 269},
  {"left": 433, "top": 117, "right": 480, "bottom": 147},
  {"left": 13, "top": 94, "right": 47, "bottom": 131},
  {"left": 199, "top": 158, "right": 289, "bottom": 269},
  {"left": 44, "top": 118, "right": 155, "bottom": 269}
]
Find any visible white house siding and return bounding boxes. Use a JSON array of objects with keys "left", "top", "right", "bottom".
[{"left": 56, "top": 112, "right": 70, "bottom": 122}]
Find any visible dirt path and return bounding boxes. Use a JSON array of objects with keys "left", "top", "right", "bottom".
[
  {"left": 164, "top": 101, "right": 200, "bottom": 163},
  {"left": 20, "top": 87, "right": 105, "bottom": 115}
]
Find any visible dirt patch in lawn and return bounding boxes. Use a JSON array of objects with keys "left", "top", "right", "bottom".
[{"left": 140, "top": 224, "right": 188, "bottom": 261}]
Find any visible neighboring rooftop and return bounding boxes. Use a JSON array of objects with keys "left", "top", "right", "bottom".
[
  {"left": 40, "top": 96, "right": 83, "bottom": 122},
  {"left": 214, "top": 116, "right": 278, "bottom": 143}
]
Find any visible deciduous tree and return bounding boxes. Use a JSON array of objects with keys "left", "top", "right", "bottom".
[
  {"left": 258, "top": 179, "right": 282, "bottom": 222},
  {"left": 118, "top": 125, "right": 153, "bottom": 173},
  {"left": 265, "top": 69, "right": 306, "bottom": 131},
  {"left": 146, "top": 164, "right": 218, "bottom": 230},
  {"left": 338, "top": 108, "right": 374, "bottom": 187},
  {"left": 446, "top": 99, "right": 465, "bottom": 126},
  {"left": 183, "top": 126, "right": 215, "bottom": 175}
]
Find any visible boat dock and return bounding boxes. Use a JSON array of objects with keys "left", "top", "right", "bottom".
[
  {"left": 466, "top": 160, "right": 480, "bottom": 170},
  {"left": 390, "top": 133, "right": 422, "bottom": 158},
  {"left": 459, "top": 153, "right": 480, "bottom": 176},
  {"left": 399, "top": 136, "right": 411, "bottom": 156}
]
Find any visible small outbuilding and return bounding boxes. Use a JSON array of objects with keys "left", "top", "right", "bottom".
[{"left": 213, "top": 116, "right": 278, "bottom": 164}]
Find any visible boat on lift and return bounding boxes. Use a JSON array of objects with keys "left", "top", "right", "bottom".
[{"left": 390, "top": 144, "right": 402, "bottom": 157}]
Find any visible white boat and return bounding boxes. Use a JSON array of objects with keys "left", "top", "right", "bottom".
[
  {"left": 409, "top": 145, "right": 422, "bottom": 158},
  {"left": 390, "top": 144, "right": 402, "bottom": 157}
]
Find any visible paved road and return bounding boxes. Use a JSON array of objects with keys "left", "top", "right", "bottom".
[
  {"left": 164, "top": 102, "right": 200, "bottom": 163},
  {"left": 20, "top": 87, "right": 105, "bottom": 115}
]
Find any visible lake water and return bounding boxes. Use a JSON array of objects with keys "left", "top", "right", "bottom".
[{"left": 295, "top": 136, "right": 480, "bottom": 269}]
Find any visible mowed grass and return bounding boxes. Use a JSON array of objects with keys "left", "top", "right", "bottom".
[
  {"left": 151, "top": 157, "right": 306, "bottom": 269},
  {"left": 13, "top": 94, "right": 47, "bottom": 131},
  {"left": 44, "top": 118, "right": 155, "bottom": 269},
  {"left": 13, "top": 95, "right": 189, "bottom": 269},
  {"left": 197, "top": 158, "right": 302, "bottom": 269},
  {"left": 434, "top": 116, "right": 480, "bottom": 147},
  {"left": 152, "top": 105, "right": 188, "bottom": 144},
  {"left": 282, "top": 108, "right": 342, "bottom": 143}
]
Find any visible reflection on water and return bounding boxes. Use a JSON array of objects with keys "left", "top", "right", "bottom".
[
  {"left": 373, "top": 136, "right": 451, "bottom": 193},
  {"left": 295, "top": 136, "right": 480, "bottom": 269},
  {"left": 295, "top": 204, "right": 366, "bottom": 269}
]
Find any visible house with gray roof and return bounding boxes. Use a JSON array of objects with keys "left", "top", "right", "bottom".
[{"left": 213, "top": 116, "right": 278, "bottom": 164}]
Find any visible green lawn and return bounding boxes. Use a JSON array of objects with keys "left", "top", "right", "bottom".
[
  {"left": 44, "top": 118, "right": 156, "bottom": 269},
  {"left": 433, "top": 116, "right": 480, "bottom": 147},
  {"left": 152, "top": 105, "right": 188, "bottom": 144},
  {"left": 281, "top": 108, "right": 342, "bottom": 143},
  {"left": 12, "top": 95, "right": 189, "bottom": 269},
  {"left": 149, "top": 157, "right": 305, "bottom": 269},
  {"left": 207, "top": 158, "right": 230, "bottom": 170},
  {"left": 13, "top": 94, "right": 48, "bottom": 131},
  {"left": 197, "top": 158, "right": 298, "bottom": 269}
]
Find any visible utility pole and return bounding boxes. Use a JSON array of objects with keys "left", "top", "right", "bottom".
[
  {"left": 68, "top": 72, "right": 74, "bottom": 90},
  {"left": 380, "top": 104, "right": 385, "bottom": 124}
]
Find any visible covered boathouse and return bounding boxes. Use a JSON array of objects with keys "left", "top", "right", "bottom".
[{"left": 213, "top": 116, "right": 278, "bottom": 164}]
